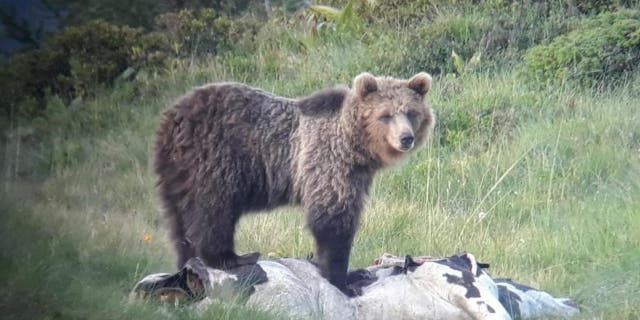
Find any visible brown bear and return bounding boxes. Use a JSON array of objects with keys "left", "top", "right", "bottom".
[{"left": 154, "top": 72, "right": 434, "bottom": 296}]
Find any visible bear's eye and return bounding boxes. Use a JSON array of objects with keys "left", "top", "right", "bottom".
[
  {"left": 406, "top": 111, "right": 417, "bottom": 120},
  {"left": 378, "top": 113, "right": 393, "bottom": 122}
]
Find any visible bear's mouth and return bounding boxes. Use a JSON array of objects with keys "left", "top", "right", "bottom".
[
  {"left": 393, "top": 142, "right": 414, "bottom": 153},
  {"left": 398, "top": 143, "right": 414, "bottom": 152},
  {"left": 386, "top": 144, "right": 410, "bottom": 157},
  {"left": 386, "top": 140, "right": 413, "bottom": 154}
]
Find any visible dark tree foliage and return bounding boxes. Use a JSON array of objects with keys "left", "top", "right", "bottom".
[{"left": 48, "top": 0, "right": 262, "bottom": 29}]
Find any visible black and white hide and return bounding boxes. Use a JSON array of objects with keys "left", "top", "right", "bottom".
[{"left": 131, "top": 253, "right": 580, "bottom": 320}]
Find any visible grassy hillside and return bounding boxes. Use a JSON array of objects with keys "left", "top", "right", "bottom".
[{"left": 2, "top": 1, "right": 640, "bottom": 319}]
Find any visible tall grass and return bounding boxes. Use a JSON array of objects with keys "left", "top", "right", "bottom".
[{"left": 2, "top": 2, "right": 640, "bottom": 319}]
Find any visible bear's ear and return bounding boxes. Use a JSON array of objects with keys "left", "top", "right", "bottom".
[
  {"left": 407, "top": 72, "right": 432, "bottom": 96},
  {"left": 353, "top": 72, "right": 378, "bottom": 98}
]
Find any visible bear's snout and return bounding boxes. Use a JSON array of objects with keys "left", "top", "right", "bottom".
[
  {"left": 399, "top": 134, "right": 415, "bottom": 151},
  {"left": 385, "top": 113, "right": 415, "bottom": 153}
]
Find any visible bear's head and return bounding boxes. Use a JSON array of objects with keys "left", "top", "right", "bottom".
[{"left": 348, "top": 72, "right": 435, "bottom": 167}]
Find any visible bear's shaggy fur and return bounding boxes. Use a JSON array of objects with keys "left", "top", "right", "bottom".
[{"left": 154, "top": 72, "right": 434, "bottom": 295}]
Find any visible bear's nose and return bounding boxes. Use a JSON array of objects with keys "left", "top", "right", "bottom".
[{"left": 400, "top": 134, "right": 414, "bottom": 149}]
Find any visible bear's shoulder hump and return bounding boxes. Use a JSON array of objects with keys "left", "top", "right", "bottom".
[{"left": 296, "top": 86, "right": 348, "bottom": 116}]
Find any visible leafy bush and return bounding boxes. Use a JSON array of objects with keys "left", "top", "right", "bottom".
[
  {"left": 0, "top": 11, "right": 263, "bottom": 121},
  {"left": 571, "top": 0, "right": 638, "bottom": 13},
  {"left": 408, "top": 13, "right": 488, "bottom": 75},
  {"left": 0, "top": 20, "right": 170, "bottom": 120},
  {"left": 49, "top": 21, "right": 148, "bottom": 97},
  {"left": 54, "top": 0, "right": 259, "bottom": 29},
  {"left": 397, "top": 1, "right": 574, "bottom": 75},
  {"left": 524, "top": 9, "right": 640, "bottom": 86},
  {"left": 156, "top": 9, "right": 221, "bottom": 57},
  {"left": 306, "top": 1, "right": 363, "bottom": 35},
  {"left": 155, "top": 8, "right": 263, "bottom": 58},
  {"left": 350, "top": 0, "right": 454, "bottom": 28}
]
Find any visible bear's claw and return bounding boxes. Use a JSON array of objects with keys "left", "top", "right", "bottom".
[{"left": 236, "top": 252, "right": 261, "bottom": 266}]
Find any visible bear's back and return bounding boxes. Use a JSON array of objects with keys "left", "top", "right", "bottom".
[{"left": 155, "top": 82, "right": 301, "bottom": 211}]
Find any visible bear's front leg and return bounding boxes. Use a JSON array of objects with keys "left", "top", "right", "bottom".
[{"left": 307, "top": 205, "right": 361, "bottom": 297}]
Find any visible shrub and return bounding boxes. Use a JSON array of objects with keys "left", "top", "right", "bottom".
[
  {"left": 353, "top": 0, "right": 454, "bottom": 28},
  {"left": 155, "top": 8, "right": 263, "bottom": 58},
  {"left": 571, "top": 0, "right": 638, "bottom": 13},
  {"left": 398, "top": 11, "right": 490, "bottom": 75},
  {"left": 55, "top": 0, "right": 253, "bottom": 29},
  {"left": 0, "top": 20, "right": 163, "bottom": 119},
  {"left": 50, "top": 20, "right": 146, "bottom": 97},
  {"left": 524, "top": 9, "right": 640, "bottom": 86},
  {"left": 400, "top": 1, "right": 575, "bottom": 75},
  {"left": 0, "top": 12, "right": 262, "bottom": 121}
]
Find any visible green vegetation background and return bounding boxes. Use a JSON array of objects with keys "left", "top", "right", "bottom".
[{"left": 1, "top": 0, "right": 639, "bottom": 319}]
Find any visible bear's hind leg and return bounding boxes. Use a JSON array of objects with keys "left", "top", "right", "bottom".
[
  {"left": 176, "top": 237, "right": 196, "bottom": 269},
  {"left": 195, "top": 205, "right": 260, "bottom": 270},
  {"left": 166, "top": 207, "right": 196, "bottom": 269}
]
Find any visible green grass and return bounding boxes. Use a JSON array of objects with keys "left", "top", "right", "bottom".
[{"left": 2, "top": 2, "right": 640, "bottom": 319}]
